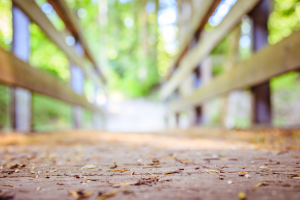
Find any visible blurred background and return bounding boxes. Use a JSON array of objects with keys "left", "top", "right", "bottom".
[{"left": 1, "top": 0, "right": 300, "bottom": 132}]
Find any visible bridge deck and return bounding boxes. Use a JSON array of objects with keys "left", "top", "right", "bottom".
[{"left": 0, "top": 130, "right": 299, "bottom": 200}]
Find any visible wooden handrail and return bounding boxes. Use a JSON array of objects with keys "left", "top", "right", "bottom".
[
  {"left": 164, "top": 0, "right": 221, "bottom": 81},
  {"left": 12, "top": 0, "right": 104, "bottom": 89},
  {"left": 0, "top": 48, "right": 103, "bottom": 114},
  {"left": 160, "top": 0, "right": 260, "bottom": 100},
  {"left": 47, "top": 0, "right": 106, "bottom": 83},
  {"left": 168, "top": 29, "right": 300, "bottom": 114}
]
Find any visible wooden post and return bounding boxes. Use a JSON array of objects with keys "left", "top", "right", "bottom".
[
  {"left": 70, "top": 42, "right": 85, "bottom": 129},
  {"left": 201, "top": 56, "right": 212, "bottom": 124},
  {"left": 12, "top": 5, "right": 32, "bottom": 132},
  {"left": 249, "top": 0, "right": 272, "bottom": 125}
]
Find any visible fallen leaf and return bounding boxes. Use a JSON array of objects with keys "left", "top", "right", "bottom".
[
  {"left": 30, "top": 171, "right": 35, "bottom": 174},
  {"left": 2, "top": 184, "right": 13, "bottom": 187},
  {"left": 119, "top": 182, "right": 138, "bottom": 186},
  {"left": 142, "top": 166, "right": 158, "bottom": 169},
  {"left": 36, "top": 186, "right": 40, "bottom": 191},
  {"left": 98, "top": 189, "right": 129, "bottom": 200},
  {"left": 85, "top": 178, "right": 99, "bottom": 181},
  {"left": 259, "top": 166, "right": 269, "bottom": 169},
  {"left": 238, "top": 192, "right": 246, "bottom": 200},
  {"left": 69, "top": 190, "right": 93, "bottom": 199},
  {"left": 164, "top": 170, "right": 182, "bottom": 175},
  {"left": 255, "top": 183, "right": 269, "bottom": 187},
  {"left": 107, "top": 169, "right": 129, "bottom": 173},
  {"left": 110, "top": 162, "right": 117, "bottom": 169},
  {"left": 81, "top": 164, "right": 96, "bottom": 170},
  {"left": 210, "top": 170, "right": 220, "bottom": 173}
]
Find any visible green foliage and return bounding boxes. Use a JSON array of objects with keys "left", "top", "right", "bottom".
[
  {"left": 30, "top": 24, "right": 70, "bottom": 82},
  {"left": 0, "top": 84, "right": 11, "bottom": 131},
  {"left": 0, "top": 0, "right": 12, "bottom": 50},
  {"left": 32, "top": 94, "right": 72, "bottom": 132},
  {"left": 269, "top": 0, "right": 300, "bottom": 44}
]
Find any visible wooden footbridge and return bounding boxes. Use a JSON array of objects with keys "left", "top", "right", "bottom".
[{"left": 0, "top": 1, "right": 300, "bottom": 200}]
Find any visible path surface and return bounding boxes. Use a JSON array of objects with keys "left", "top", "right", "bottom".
[{"left": 0, "top": 129, "right": 300, "bottom": 200}]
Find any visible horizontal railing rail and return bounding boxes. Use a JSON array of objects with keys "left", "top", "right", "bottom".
[
  {"left": 0, "top": 47, "right": 103, "bottom": 114},
  {"left": 168, "top": 29, "right": 300, "bottom": 114}
]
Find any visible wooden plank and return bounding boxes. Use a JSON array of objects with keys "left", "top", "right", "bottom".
[
  {"left": 47, "top": 0, "right": 106, "bottom": 83},
  {"left": 12, "top": 0, "right": 104, "bottom": 89},
  {"left": 164, "top": 0, "right": 221, "bottom": 80},
  {"left": 168, "top": 29, "right": 300, "bottom": 113},
  {"left": 0, "top": 47, "right": 103, "bottom": 114},
  {"left": 160, "top": 0, "right": 260, "bottom": 99}
]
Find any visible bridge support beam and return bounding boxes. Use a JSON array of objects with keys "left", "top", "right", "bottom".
[
  {"left": 249, "top": 0, "right": 272, "bottom": 126},
  {"left": 12, "top": 5, "right": 32, "bottom": 133}
]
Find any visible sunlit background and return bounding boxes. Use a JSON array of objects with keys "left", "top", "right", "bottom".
[{"left": 1, "top": 0, "right": 300, "bottom": 132}]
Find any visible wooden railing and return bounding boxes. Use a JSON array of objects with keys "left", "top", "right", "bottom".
[
  {"left": 161, "top": 0, "right": 300, "bottom": 127},
  {"left": 0, "top": 0, "right": 105, "bottom": 132}
]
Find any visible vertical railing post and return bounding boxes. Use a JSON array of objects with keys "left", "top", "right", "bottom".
[
  {"left": 70, "top": 42, "right": 85, "bottom": 129},
  {"left": 191, "top": 35, "right": 203, "bottom": 126},
  {"left": 249, "top": 0, "right": 272, "bottom": 126},
  {"left": 12, "top": 5, "right": 32, "bottom": 133},
  {"left": 201, "top": 56, "right": 212, "bottom": 124}
]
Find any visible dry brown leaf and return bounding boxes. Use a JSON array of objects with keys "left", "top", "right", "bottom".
[
  {"left": 98, "top": 189, "right": 129, "bottom": 200},
  {"left": 164, "top": 170, "right": 182, "bottom": 175},
  {"left": 85, "top": 178, "right": 99, "bottom": 181},
  {"left": 110, "top": 162, "right": 117, "bottom": 169},
  {"left": 142, "top": 166, "right": 158, "bottom": 169},
  {"left": 69, "top": 190, "right": 93, "bottom": 199}
]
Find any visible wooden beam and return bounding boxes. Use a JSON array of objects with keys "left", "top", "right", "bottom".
[
  {"left": 0, "top": 47, "right": 103, "bottom": 114},
  {"left": 47, "top": 0, "right": 106, "bottom": 83},
  {"left": 12, "top": 0, "right": 104, "bottom": 88},
  {"left": 168, "top": 29, "right": 300, "bottom": 113},
  {"left": 164, "top": 0, "right": 221, "bottom": 81},
  {"left": 160, "top": 0, "right": 260, "bottom": 99}
]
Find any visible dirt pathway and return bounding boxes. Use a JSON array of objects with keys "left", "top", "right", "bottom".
[{"left": 0, "top": 130, "right": 299, "bottom": 200}]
